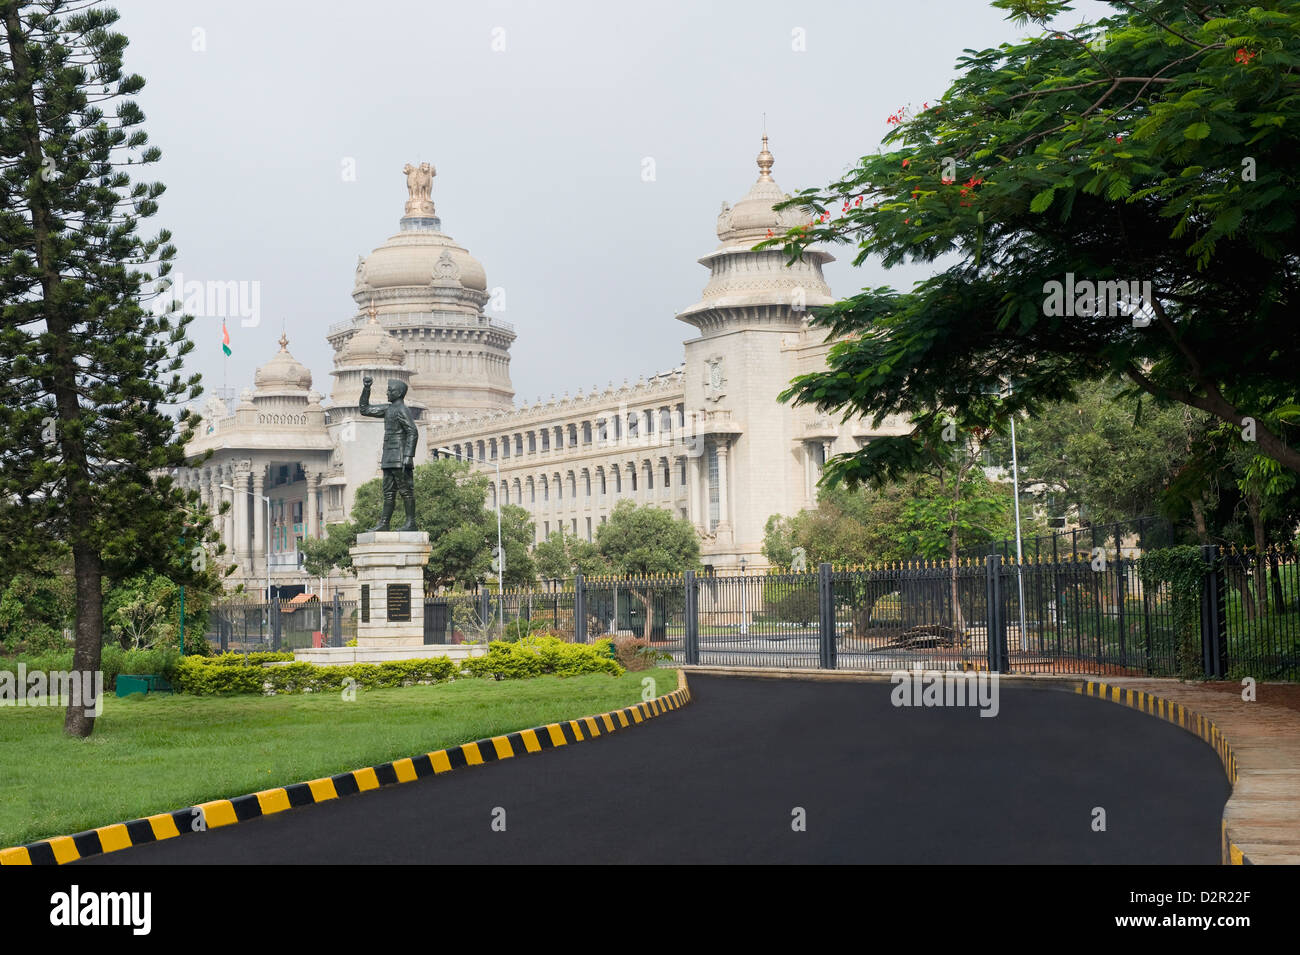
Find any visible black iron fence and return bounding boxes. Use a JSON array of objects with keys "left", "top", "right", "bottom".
[
  {"left": 206, "top": 594, "right": 357, "bottom": 652},
  {"left": 206, "top": 545, "right": 1298, "bottom": 680}
]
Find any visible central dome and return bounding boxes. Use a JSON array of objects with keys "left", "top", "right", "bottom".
[{"left": 357, "top": 228, "right": 487, "bottom": 295}]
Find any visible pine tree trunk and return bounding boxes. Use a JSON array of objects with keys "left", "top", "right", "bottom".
[{"left": 4, "top": 7, "right": 104, "bottom": 736}]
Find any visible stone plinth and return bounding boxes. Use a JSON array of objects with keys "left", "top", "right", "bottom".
[{"left": 350, "top": 530, "right": 432, "bottom": 646}]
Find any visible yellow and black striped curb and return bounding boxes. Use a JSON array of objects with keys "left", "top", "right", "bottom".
[
  {"left": 1076, "top": 680, "right": 1250, "bottom": 866},
  {"left": 0, "top": 672, "right": 691, "bottom": 866}
]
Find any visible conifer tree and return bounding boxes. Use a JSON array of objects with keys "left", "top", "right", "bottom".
[{"left": 1, "top": 0, "right": 214, "bottom": 736}]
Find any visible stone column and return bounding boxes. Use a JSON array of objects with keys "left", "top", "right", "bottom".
[
  {"left": 252, "top": 466, "right": 266, "bottom": 583},
  {"left": 698, "top": 447, "right": 710, "bottom": 531},
  {"left": 233, "top": 461, "right": 251, "bottom": 571},
  {"left": 221, "top": 465, "right": 235, "bottom": 556},
  {"left": 715, "top": 440, "right": 731, "bottom": 537},
  {"left": 306, "top": 470, "right": 320, "bottom": 539}
]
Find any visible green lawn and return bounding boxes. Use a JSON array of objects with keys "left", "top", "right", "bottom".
[{"left": 0, "top": 667, "right": 680, "bottom": 848}]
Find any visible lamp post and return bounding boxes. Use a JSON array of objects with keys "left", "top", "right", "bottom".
[
  {"left": 438, "top": 446, "right": 504, "bottom": 637},
  {"left": 977, "top": 381, "right": 1029, "bottom": 652},
  {"left": 221, "top": 482, "right": 272, "bottom": 611},
  {"left": 738, "top": 555, "right": 748, "bottom": 636}
]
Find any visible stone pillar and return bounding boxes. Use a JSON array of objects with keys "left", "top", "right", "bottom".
[
  {"left": 351, "top": 531, "right": 433, "bottom": 646},
  {"left": 221, "top": 465, "right": 235, "bottom": 557},
  {"left": 306, "top": 470, "right": 320, "bottom": 539},
  {"left": 715, "top": 440, "right": 731, "bottom": 538},
  {"left": 698, "top": 447, "right": 710, "bottom": 531},
  {"left": 232, "top": 461, "right": 251, "bottom": 570},
  {"left": 252, "top": 466, "right": 266, "bottom": 584}
]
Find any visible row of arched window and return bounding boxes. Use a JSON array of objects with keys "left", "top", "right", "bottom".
[
  {"left": 447, "top": 404, "right": 687, "bottom": 463},
  {"left": 485, "top": 457, "right": 690, "bottom": 508}
]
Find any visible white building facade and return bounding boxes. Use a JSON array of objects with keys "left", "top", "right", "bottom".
[{"left": 180, "top": 140, "right": 907, "bottom": 596}]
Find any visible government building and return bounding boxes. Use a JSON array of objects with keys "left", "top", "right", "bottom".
[{"left": 177, "top": 139, "right": 907, "bottom": 598}]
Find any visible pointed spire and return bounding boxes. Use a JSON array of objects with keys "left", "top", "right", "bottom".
[{"left": 757, "top": 134, "right": 774, "bottom": 182}]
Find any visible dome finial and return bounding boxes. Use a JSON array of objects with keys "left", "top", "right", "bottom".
[
  {"left": 757, "top": 134, "right": 774, "bottom": 182},
  {"left": 278, "top": 332, "right": 289, "bottom": 352}
]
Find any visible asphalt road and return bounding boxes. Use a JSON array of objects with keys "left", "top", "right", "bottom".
[{"left": 81, "top": 675, "right": 1230, "bottom": 864}]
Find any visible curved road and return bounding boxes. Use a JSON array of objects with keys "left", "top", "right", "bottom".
[{"left": 82, "top": 676, "right": 1229, "bottom": 864}]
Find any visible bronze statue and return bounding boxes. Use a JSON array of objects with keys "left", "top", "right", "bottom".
[{"left": 360, "top": 376, "right": 418, "bottom": 531}]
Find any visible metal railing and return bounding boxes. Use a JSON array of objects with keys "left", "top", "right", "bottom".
[{"left": 204, "top": 545, "right": 1298, "bottom": 680}]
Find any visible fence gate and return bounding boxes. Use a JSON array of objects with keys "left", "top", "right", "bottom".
[{"left": 424, "top": 601, "right": 447, "bottom": 645}]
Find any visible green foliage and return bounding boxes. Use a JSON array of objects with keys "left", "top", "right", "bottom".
[
  {"left": 0, "top": 646, "right": 182, "bottom": 691},
  {"left": 301, "top": 458, "right": 536, "bottom": 590},
  {"left": 0, "top": 545, "right": 75, "bottom": 653},
  {"left": 595, "top": 501, "right": 700, "bottom": 575},
  {"left": 533, "top": 527, "right": 610, "bottom": 580},
  {"left": 461, "top": 636, "right": 625, "bottom": 679},
  {"left": 897, "top": 472, "right": 1021, "bottom": 560},
  {"left": 173, "top": 654, "right": 459, "bottom": 695},
  {"left": 502, "top": 616, "right": 552, "bottom": 642},
  {"left": 760, "top": 580, "right": 819, "bottom": 625},
  {"left": 773, "top": 0, "right": 1300, "bottom": 487},
  {"left": 0, "top": 4, "right": 227, "bottom": 736},
  {"left": 1137, "top": 545, "right": 1206, "bottom": 679},
  {"left": 764, "top": 474, "right": 1025, "bottom": 565}
]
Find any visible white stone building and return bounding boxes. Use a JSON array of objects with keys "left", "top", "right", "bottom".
[{"left": 177, "top": 139, "right": 907, "bottom": 597}]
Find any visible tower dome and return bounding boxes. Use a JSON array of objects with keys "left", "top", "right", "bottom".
[
  {"left": 335, "top": 302, "right": 406, "bottom": 368},
  {"left": 677, "top": 136, "right": 835, "bottom": 335},
  {"left": 253, "top": 334, "right": 313, "bottom": 395},
  {"left": 714, "top": 135, "right": 810, "bottom": 246}
]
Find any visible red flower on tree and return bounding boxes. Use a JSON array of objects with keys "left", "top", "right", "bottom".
[{"left": 1235, "top": 47, "right": 1256, "bottom": 64}]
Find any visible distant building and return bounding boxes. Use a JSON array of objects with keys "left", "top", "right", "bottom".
[{"left": 177, "top": 139, "right": 907, "bottom": 597}]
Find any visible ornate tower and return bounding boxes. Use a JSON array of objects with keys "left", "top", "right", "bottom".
[
  {"left": 327, "top": 162, "right": 516, "bottom": 422},
  {"left": 675, "top": 136, "right": 837, "bottom": 568}
]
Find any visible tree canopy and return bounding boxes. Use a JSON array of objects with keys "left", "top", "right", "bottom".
[
  {"left": 533, "top": 526, "right": 609, "bottom": 580},
  {"left": 774, "top": 0, "right": 1300, "bottom": 492},
  {"left": 594, "top": 500, "right": 700, "bottom": 576}
]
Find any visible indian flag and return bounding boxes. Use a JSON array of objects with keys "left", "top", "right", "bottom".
[{"left": 221, "top": 321, "right": 231, "bottom": 357}]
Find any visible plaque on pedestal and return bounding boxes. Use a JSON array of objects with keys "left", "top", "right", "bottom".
[{"left": 349, "top": 531, "right": 431, "bottom": 646}]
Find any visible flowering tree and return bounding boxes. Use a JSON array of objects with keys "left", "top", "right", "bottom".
[{"left": 773, "top": 0, "right": 1300, "bottom": 490}]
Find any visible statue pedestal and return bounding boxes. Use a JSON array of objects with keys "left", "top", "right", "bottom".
[{"left": 350, "top": 531, "right": 432, "bottom": 646}]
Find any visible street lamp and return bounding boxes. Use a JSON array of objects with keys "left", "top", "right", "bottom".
[
  {"left": 221, "top": 482, "right": 272, "bottom": 608},
  {"left": 738, "top": 556, "right": 748, "bottom": 636},
  {"left": 974, "top": 381, "right": 1029, "bottom": 652},
  {"left": 437, "top": 446, "right": 504, "bottom": 637}
]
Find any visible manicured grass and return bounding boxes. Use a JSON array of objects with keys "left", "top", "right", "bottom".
[{"left": 0, "top": 667, "right": 680, "bottom": 848}]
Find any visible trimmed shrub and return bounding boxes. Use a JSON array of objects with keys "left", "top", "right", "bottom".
[
  {"left": 462, "top": 635, "right": 624, "bottom": 679},
  {"left": 172, "top": 653, "right": 459, "bottom": 695}
]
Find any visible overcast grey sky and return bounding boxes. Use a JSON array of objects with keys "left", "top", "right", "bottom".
[{"left": 113, "top": 0, "right": 1114, "bottom": 407}]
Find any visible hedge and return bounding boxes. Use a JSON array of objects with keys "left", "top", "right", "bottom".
[
  {"left": 461, "top": 636, "right": 624, "bottom": 679},
  {"left": 173, "top": 655, "right": 459, "bottom": 696}
]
